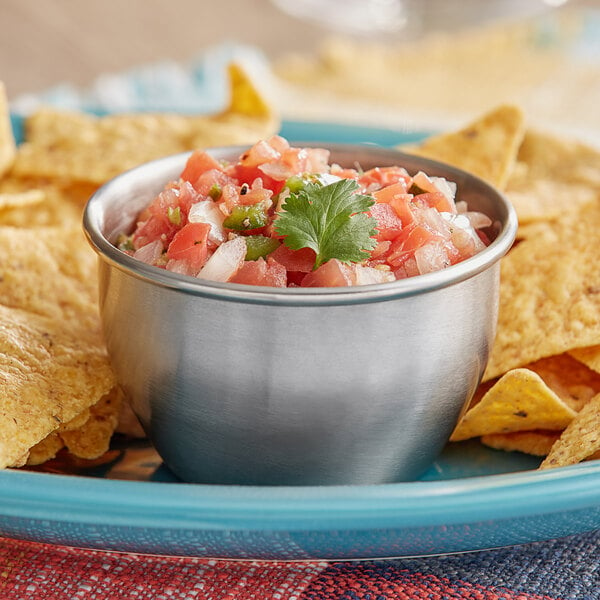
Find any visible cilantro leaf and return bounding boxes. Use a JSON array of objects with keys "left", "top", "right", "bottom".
[{"left": 274, "top": 178, "right": 377, "bottom": 270}]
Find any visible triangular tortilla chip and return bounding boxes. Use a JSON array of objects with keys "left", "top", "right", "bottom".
[
  {"left": 485, "top": 201, "right": 600, "bottom": 380},
  {"left": 506, "top": 129, "right": 600, "bottom": 224},
  {"left": 0, "top": 82, "right": 16, "bottom": 177},
  {"left": 12, "top": 63, "right": 279, "bottom": 186},
  {"left": 525, "top": 353, "right": 600, "bottom": 412},
  {"left": 186, "top": 63, "right": 279, "bottom": 149},
  {"left": 481, "top": 430, "right": 561, "bottom": 457},
  {"left": 569, "top": 345, "right": 600, "bottom": 375},
  {"left": 0, "top": 226, "right": 116, "bottom": 468},
  {"left": 26, "top": 387, "right": 122, "bottom": 465},
  {"left": 0, "top": 177, "right": 90, "bottom": 228},
  {"left": 540, "top": 393, "right": 600, "bottom": 469},
  {"left": 225, "top": 63, "right": 273, "bottom": 118},
  {"left": 400, "top": 104, "right": 525, "bottom": 190},
  {"left": 0, "top": 189, "right": 45, "bottom": 210},
  {"left": 451, "top": 368, "right": 576, "bottom": 442}
]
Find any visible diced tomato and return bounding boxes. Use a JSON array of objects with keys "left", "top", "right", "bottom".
[
  {"left": 230, "top": 257, "right": 287, "bottom": 287},
  {"left": 414, "top": 191, "right": 455, "bottom": 213},
  {"left": 301, "top": 259, "right": 353, "bottom": 287},
  {"left": 264, "top": 135, "right": 290, "bottom": 154},
  {"left": 285, "top": 271, "right": 307, "bottom": 286},
  {"left": 330, "top": 164, "right": 359, "bottom": 180},
  {"left": 180, "top": 151, "right": 223, "bottom": 185},
  {"left": 373, "top": 182, "right": 409, "bottom": 203},
  {"left": 369, "top": 203, "right": 404, "bottom": 241},
  {"left": 166, "top": 222, "right": 211, "bottom": 273},
  {"left": 239, "top": 139, "right": 281, "bottom": 167},
  {"left": 234, "top": 164, "right": 285, "bottom": 195},
  {"left": 386, "top": 225, "right": 442, "bottom": 268},
  {"left": 181, "top": 151, "right": 222, "bottom": 184},
  {"left": 145, "top": 181, "right": 198, "bottom": 224},
  {"left": 237, "top": 181, "right": 273, "bottom": 206},
  {"left": 132, "top": 213, "right": 179, "bottom": 249},
  {"left": 193, "top": 169, "right": 233, "bottom": 197},
  {"left": 269, "top": 244, "right": 316, "bottom": 272},
  {"left": 389, "top": 194, "right": 417, "bottom": 228},
  {"left": 370, "top": 240, "right": 391, "bottom": 260},
  {"left": 373, "top": 184, "right": 416, "bottom": 228},
  {"left": 359, "top": 166, "right": 412, "bottom": 191}
]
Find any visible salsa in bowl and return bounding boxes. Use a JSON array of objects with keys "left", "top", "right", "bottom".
[
  {"left": 117, "top": 136, "right": 494, "bottom": 288},
  {"left": 83, "top": 142, "right": 516, "bottom": 486}
]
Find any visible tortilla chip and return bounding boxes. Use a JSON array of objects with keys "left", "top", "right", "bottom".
[
  {"left": 485, "top": 201, "right": 600, "bottom": 380},
  {"left": 225, "top": 63, "right": 273, "bottom": 119},
  {"left": 12, "top": 109, "right": 190, "bottom": 185},
  {"left": 59, "top": 387, "right": 122, "bottom": 460},
  {"left": 514, "top": 220, "right": 556, "bottom": 243},
  {"left": 274, "top": 14, "right": 577, "bottom": 121},
  {"left": 186, "top": 64, "right": 278, "bottom": 149},
  {"left": 12, "top": 63, "right": 279, "bottom": 186},
  {"left": 505, "top": 129, "right": 600, "bottom": 224},
  {"left": 26, "top": 432, "right": 65, "bottom": 466},
  {"left": 399, "top": 105, "right": 525, "bottom": 190},
  {"left": 0, "top": 192, "right": 81, "bottom": 228},
  {"left": 526, "top": 354, "right": 600, "bottom": 412},
  {"left": 540, "top": 393, "right": 600, "bottom": 469},
  {"left": 0, "top": 176, "right": 91, "bottom": 228},
  {"left": 569, "top": 345, "right": 600, "bottom": 375},
  {"left": 0, "top": 189, "right": 45, "bottom": 210},
  {"left": 0, "top": 226, "right": 116, "bottom": 468},
  {"left": 450, "top": 368, "right": 576, "bottom": 442},
  {"left": 0, "top": 82, "right": 16, "bottom": 177},
  {"left": 481, "top": 430, "right": 561, "bottom": 457}
]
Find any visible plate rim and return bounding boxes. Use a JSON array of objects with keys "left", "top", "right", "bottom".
[{"left": 2, "top": 458, "right": 600, "bottom": 531}]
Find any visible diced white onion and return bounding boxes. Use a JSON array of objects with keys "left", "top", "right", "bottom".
[
  {"left": 306, "top": 148, "right": 331, "bottom": 173},
  {"left": 259, "top": 161, "right": 294, "bottom": 181},
  {"left": 188, "top": 199, "right": 227, "bottom": 244},
  {"left": 133, "top": 240, "right": 163, "bottom": 265},
  {"left": 416, "top": 207, "right": 452, "bottom": 238},
  {"left": 165, "top": 258, "right": 193, "bottom": 276},
  {"left": 196, "top": 237, "right": 247, "bottom": 282},
  {"left": 431, "top": 177, "right": 457, "bottom": 203},
  {"left": 464, "top": 211, "right": 493, "bottom": 230},
  {"left": 443, "top": 213, "right": 486, "bottom": 252},
  {"left": 314, "top": 172, "right": 342, "bottom": 186},
  {"left": 352, "top": 265, "right": 395, "bottom": 286},
  {"left": 414, "top": 242, "right": 450, "bottom": 275},
  {"left": 413, "top": 171, "right": 457, "bottom": 206}
]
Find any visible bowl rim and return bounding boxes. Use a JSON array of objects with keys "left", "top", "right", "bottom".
[{"left": 83, "top": 143, "right": 518, "bottom": 306}]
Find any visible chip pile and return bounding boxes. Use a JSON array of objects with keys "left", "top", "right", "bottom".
[
  {"left": 2, "top": 60, "right": 599, "bottom": 473},
  {"left": 0, "top": 66, "right": 279, "bottom": 469},
  {"left": 402, "top": 105, "right": 600, "bottom": 469}
]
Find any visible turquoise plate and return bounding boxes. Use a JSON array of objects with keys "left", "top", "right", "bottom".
[{"left": 1, "top": 117, "right": 599, "bottom": 560}]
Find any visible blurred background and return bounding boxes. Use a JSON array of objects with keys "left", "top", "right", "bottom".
[{"left": 1, "top": 0, "right": 600, "bottom": 142}]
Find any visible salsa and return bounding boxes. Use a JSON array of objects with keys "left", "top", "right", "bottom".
[{"left": 119, "top": 136, "right": 492, "bottom": 287}]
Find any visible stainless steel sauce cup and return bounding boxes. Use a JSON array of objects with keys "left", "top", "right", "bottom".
[{"left": 83, "top": 145, "right": 517, "bottom": 485}]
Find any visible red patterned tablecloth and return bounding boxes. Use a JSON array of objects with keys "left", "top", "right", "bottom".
[{"left": 2, "top": 531, "right": 599, "bottom": 599}]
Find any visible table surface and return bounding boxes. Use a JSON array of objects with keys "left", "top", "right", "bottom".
[
  {"left": 1, "top": 0, "right": 598, "bottom": 98},
  {"left": 0, "top": 0, "right": 326, "bottom": 98}
]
